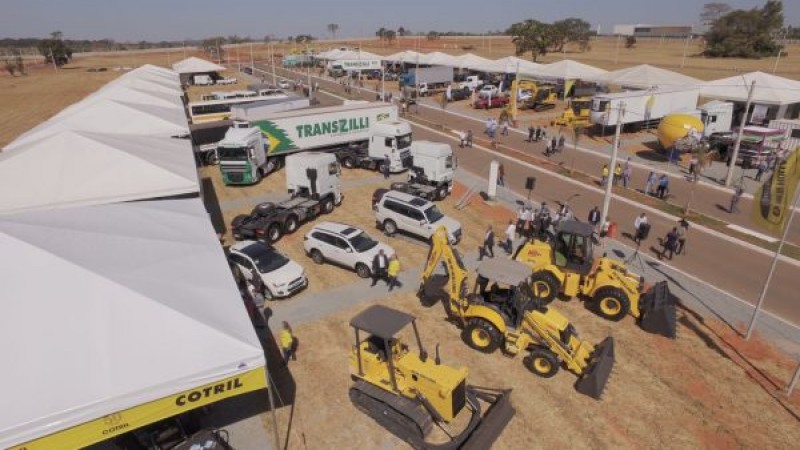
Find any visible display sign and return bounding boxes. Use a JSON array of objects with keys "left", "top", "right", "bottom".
[{"left": 335, "top": 59, "right": 382, "bottom": 71}]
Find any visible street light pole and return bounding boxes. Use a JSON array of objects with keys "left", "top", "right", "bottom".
[
  {"left": 600, "top": 102, "right": 625, "bottom": 227},
  {"left": 724, "top": 80, "right": 756, "bottom": 187},
  {"left": 270, "top": 43, "right": 276, "bottom": 85},
  {"left": 614, "top": 34, "right": 621, "bottom": 65},
  {"left": 680, "top": 35, "right": 690, "bottom": 68}
]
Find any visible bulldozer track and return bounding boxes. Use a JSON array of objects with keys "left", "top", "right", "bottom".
[{"left": 349, "top": 380, "right": 433, "bottom": 448}]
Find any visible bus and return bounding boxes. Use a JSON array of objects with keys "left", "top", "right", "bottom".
[{"left": 189, "top": 93, "right": 290, "bottom": 123}]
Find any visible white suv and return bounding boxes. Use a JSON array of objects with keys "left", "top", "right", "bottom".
[
  {"left": 304, "top": 222, "right": 395, "bottom": 278},
  {"left": 229, "top": 240, "right": 307, "bottom": 299},
  {"left": 374, "top": 190, "right": 462, "bottom": 244}
]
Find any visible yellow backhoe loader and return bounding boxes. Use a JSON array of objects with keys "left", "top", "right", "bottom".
[
  {"left": 349, "top": 304, "right": 514, "bottom": 449},
  {"left": 417, "top": 227, "right": 615, "bottom": 399},
  {"left": 553, "top": 96, "right": 592, "bottom": 128},
  {"left": 509, "top": 79, "right": 558, "bottom": 119},
  {"left": 514, "top": 220, "right": 678, "bottom": 338}
]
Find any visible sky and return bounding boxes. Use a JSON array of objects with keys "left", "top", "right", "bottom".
[{"left": 2, "top": 0, "right": 799, "bottom": 42}]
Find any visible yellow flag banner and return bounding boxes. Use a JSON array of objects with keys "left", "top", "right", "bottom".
[
  {"left": 753, "top": 147, "right": 800, "bottom": 233},
  {"left": 10, "top": 368, "right": 267, "bottom": 450},
  {"left": 564, "top": 79, "right": 576, "bottom": 100}
]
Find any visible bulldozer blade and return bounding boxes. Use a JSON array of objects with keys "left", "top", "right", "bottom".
[
  {"left": 458, "top": 387, "right": 515, "bottom": 450},
  {"left": 639, "top": 281, "right": 678, "bottom": 339},
  {"left": 574, "top": 337, "right": 615, "bottom": 399}
]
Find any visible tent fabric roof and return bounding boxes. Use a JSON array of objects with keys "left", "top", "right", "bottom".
[
  {"left": 382, "top": 50, "right": 422, "bottom": 63},
  {"left": 700, "top": 71, "right": 800, "bottom": 105},
  {"left": 419, "top": 51, "right": 460, "bottom": 67},
  {"left": 472, "top": 56, "right": 543, "bottom": 76},
  {"left": 0, "top": 197, "right": 264, "bottom": 449},
  {"left": 0, "top": 131, "right": 199, "bottom": 214},
  {"left": 597, "top": 64, "right": 702, "bottom": 89},
  {"left": 535, "top": 59, "right": 608, "bottom": 81},
  {"left": 172, "top": 56, "right": 226, "bottom": 74},
  {"left": 454, "top": 53, "right": 494, "bottom": 69}
]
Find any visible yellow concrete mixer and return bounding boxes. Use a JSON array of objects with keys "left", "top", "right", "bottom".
[{"left": 657, "top": 113, "right": 704, "bottom": 149}]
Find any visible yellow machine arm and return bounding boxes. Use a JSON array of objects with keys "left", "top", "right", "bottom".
[
  {"left": 509, "top": 79, "right": 540, "bottom": 121},
  {"left": 419, "top": 226, "right": 471, "bottom": 317}
]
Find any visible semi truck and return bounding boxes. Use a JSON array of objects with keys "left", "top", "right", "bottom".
[
  {"left": 231, "top": 152, "right": 343, "bottom": 242},
  {"left": 399, "top": 67, "right": 454, "bottom": 96},
  {"left": 590, "top": 88, "right": 699, "bottom": 129},
  {"left": 230, "top": 96, "right": 310, "bottom": 121},
  {"left": 216, "top": 103, "right": 414, "bottom": 185},
  {"left": 401, "top": 141, "right": 456, "bottom": 200}
]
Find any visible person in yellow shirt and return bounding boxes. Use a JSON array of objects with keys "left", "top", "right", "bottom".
[
  {"left": 613, "top": 163, "right": 622, "bottom": 186},
  {"left": 279, "top": 321, "right": 295, "bottom": 364},
  {"left": 601, "top": 164, "right": 609, "bottom": 186},
  {"left": 387, "top": 255, "right": 401, "bottom": 292}
]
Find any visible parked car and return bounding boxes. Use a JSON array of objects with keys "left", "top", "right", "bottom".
[
  {"left": 448, "top": 86, "right": 472, "bottom": 102},
  {"left": 303, "top": 222, "right": 395, "bottom": 278},
  {"left": 229, "top": 240, "right": 307, "bottom": 299},
  {"left": 373, "top": 190, "right": 462, "bottom": 244},
  {"left": 478, "top": 84, "right": 499, "bottom": 98},
  {"left": 473, "top": 96, "right": 509, "bottom": 109},
  {"left": 277, "top": 79, "right": 291, "bottom": 89}
]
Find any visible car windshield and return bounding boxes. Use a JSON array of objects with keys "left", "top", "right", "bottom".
[
  {"left": 424, "top": 205, "right": 444, "bottom": 223},
  {"left": 349, "top": 231, "right": 379, "bottom": 252},
  {"left": 397, "top": 133, "right": 412, "bottom": 149},
  {"left": 249, "top": 247, "right": 290, "bottom": 273},
  {"left": 217, "top": 146, "right": 248, "bottom": 161}
]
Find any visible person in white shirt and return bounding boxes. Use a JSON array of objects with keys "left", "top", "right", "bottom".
[
  {"left": 633, "top": 213, "right": 648, "bottom": 244},
  {"left": 504, "top": 220, "right": 516, "bottom": 254}
]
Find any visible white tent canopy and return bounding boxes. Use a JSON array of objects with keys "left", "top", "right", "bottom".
[
  {"left": 472, "top": 56, "right": 543, "bottom": 76},
  {"left": 87, "top": 84, "right": 184, "bottom": 110},
  {"left": 535, "top": 59, "right": 608, "bottom": 81},
  {"left": 172, "top": 56, "right": 226, "bottom": 74},
  {"left": 700, "top": 71, "right": 800, "bottom": 105},
  {"left": 419, "top": 51, "right": 460, "bottom": 67},
  {"left": 320, "top": 49, "right": 383, "bottom": 61},
  {"left": 597, "top": 64, "right": 702, "bottom": 89},
  {"left": 454, "top": 53, "right": 494, "bottom": 70},
  {"left": 0, "top": 198, "right": 265, "bottom": 448},
  {"left": 0, "top": 131, "right": 199, "bottom": 214},
  {"left": 383, "top": 50, "right": 422, "bottom": 63}
]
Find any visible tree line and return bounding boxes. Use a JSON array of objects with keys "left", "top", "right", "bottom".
[
  {"left": 507, "top": 18, "right": 594, "bottom": 61},
  {"left": 702, "top": 1, "right": 787, "bottom": 58}
]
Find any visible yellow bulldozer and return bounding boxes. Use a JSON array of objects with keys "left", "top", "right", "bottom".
[
  {"left": 417, "top": 227, "right": 615, "bottom": 399},
  {"left": 514, "top": 220, "right": 678, "bottom": 338},
  {"left": 348, "top": 304, "right": 514, "bottom": 449},
  {"left": 553, "top": 96, "right": 592, "bottom": 128}
]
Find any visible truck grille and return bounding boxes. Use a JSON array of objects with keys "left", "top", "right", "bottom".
[
  {"left": 452, "top": 380, "right": 466, "bottom": 415},
  {"left": 401, "top": 152, "right": 413, "bottom": 168},
  {"left": 228, "top": 172, "right": 244, "bottom": 183}
]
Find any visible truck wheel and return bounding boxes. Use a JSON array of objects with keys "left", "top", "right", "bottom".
[
  {"left": 436, "top": 186, "right": 448, "bottom": 201},
  {"left": 592, "top": 287, "right": 630, "bottom": 322},
  {"left": 322, "top": 197, "right": 335, "bottom": 214},
  {"left": 254, "top": 169, "right": 263, "bottom": 183},
  {"left": 383, "top": 219, "right": 398, "bottom": 235},
  {"left": 355, "top": 263, "right": 371, "bottom": 279},
  {"left": 342, "top": 156, "right": 356, "bottom": 169},
  {"left": 529, "top": 271, "right": 559, "bottom": 304},
  {"left": 377, "top": 162, "right": 387, "bottom": 174},
  {"left": 267, "top": 223, "right": 282, "bottom": 242},
  {"left": 462, "top": 319, "right": 502, "bottom": 354},
  {"left": 284, "top": 216, "right": 299, "bottom": 233},
  {"left": 524, "top": 347, "right": 560, "bottom": 378},
  {"left": 310, "top": 249, "right": 324, "bottom": 264}
]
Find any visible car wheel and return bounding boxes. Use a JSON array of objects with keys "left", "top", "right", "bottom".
[
  {"left": 355, "top": 263, "right": 371, "bottom": 279},
  {"left": 383, "top": 219, "right": 398, "bottom": 235},
  {"left": 284, "top": 215, "right": 299, "bottom": 233},
  {"left": 310, "top": 249, "right": 324, "bottom": 264},
  {"left": 267, "top": 223, "right": 282, "bottom": 242}
]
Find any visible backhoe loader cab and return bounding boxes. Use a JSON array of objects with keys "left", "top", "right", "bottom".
[{"left": 348, "top": 305, "right": 514, "bottom": 449}]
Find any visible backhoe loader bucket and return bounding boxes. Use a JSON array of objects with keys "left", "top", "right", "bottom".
[
  {"left": 574, "top": 337, "right": 615, "bottom": 399},
  {"left": 639, "top": 281, "right": 678, "bottom": 339}
]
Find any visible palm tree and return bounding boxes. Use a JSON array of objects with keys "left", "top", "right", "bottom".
[{"left": 327, "top": 23, "right": 339, "bottom": 40}]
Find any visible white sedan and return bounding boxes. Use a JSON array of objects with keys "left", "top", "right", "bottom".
[
  {"left": 304, "top": 222, "right": 395, "bottom": 278},
  {"left": 277, "top": 79, "right": 291, "bottom": 89},
  {"left": 229, "top": 240, "right": 307, "bottom": 299}
]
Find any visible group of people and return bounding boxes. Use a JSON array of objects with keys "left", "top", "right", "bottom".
[
  {"left": 633, "top": 212, "right": 689, "bottom": 260},
  {"left": 544, "top": 135, "right": 567, "bottom": 157},
  {"left": 484, "top": 117, "right": 509, "bottom": 140},
  {"left": 370, "top": 249, "right": 402, "bottom": 291},
  {"left": 526, "top": 125, "right": 548, "bottom": 143},
  {"left": 458, "top": 129, "right": 474, "bottom": 148},
  {"left": 600, "top": 158, "right": 634, "bottom": 188},
  {"left": 644, "top": 171, "right": 670, "bottom": 199}
]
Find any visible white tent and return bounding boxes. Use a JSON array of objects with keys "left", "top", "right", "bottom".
[
  {"left": 419, "top": 51, "right": 460, "bottom": 67},
  {"left": 597, "top": 64, "right": 702, "bottom": 89},
  {"left": 700, "top": 71, "right": 800, "bottom": 105},
  {"left": 5, "top": 99, "right": 189, "bottom": 150},
  {"left": 472, "top": 56, "right": 543, "bottom": 76},
  {"left": 117, "top": 69, "right": 183, "bottom": 91},
  {"left": 535, "top": 59, "right": 608, "bottom": 81},
  {"left": 0, "top": 197, "right": 266, "bottom": 449},
  {"left": 87, "top": 85, "right": 184, "bottom": 110},
  {"left": 0, "top": 130, "right": 199, "bottom": 214},
  {"left": 172, "top": 56, "right": 226, "bottom": 74},
  {"left": 382, "top": 50, "right": 422, "bottom": 63},
  {"left": 454, "top": 53, "right": 494, "bottom": 70}
]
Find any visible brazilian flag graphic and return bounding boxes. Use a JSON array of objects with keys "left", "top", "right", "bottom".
[{"left": 253, "top": 120, "right": 297, "bottom": 155}]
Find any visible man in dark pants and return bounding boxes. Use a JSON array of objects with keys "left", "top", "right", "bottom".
[
  {"left": 587, "top": 206, "right": 601, "bottom": 230},
  {"left": 383, "top": 155, "right": 391, "bottom": 179},
  {"left": 371, "top": 249, "right": 389, "bottom": 287},
  {"left": 479, "top": 225, "right": 495, "bottom": 260}
]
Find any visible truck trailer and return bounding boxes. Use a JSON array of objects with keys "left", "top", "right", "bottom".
[
  {"left": 590, "top": 88, "right": 699, "bottom": 129},
  {"left": 217, "top": 102, "right": 413, "bottom": 185},
  {"left": 400, "top": 67, "right": 454, "bottom": 96}
]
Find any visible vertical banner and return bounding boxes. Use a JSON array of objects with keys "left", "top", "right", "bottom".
[{"left": 753, "top": 147, "right": 800, "bottom": 233}]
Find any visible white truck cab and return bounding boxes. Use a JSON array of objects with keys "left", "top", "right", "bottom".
[
  {"left": 459, "top": 75, "right": 484, "bottom": 91},
  {"left": 216, "top": 125, "right": 268, "bottom": 184},
  {"left": 286, "top": 152, "right": 343, "bottom": 205},
  {"left": 410, "top": 141, "right": 455, "bottom": 185},
  {"left": 369, "top": 121, "right": 414, "bottom": 173}
]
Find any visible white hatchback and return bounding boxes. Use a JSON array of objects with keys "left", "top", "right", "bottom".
[
  {"left": 229, "top": 240, "right": 307, "bottom": 299},
  {"left": 304, "top": 222, "right": 395, "bottom": 278}
]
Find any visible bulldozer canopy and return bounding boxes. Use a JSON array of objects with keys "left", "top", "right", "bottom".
[
  {"left": 350, "top": 305, "right": 416, "bottom": 339},
  {"left": 476, "top": 259, "right": 531, "bottom": 286}
]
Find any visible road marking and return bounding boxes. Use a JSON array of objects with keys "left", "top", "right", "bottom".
[{"left": 727, "top": 224, "right": 779, "bottom": 243}]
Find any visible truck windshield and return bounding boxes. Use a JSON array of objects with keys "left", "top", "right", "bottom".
[
  {"left": 349, "top": 232, "right": 379, "bottom": 252},
  {"left": 424, "top": 205, "right": 444, "bottom": 223},
  {"left": 397, "top": 134, "right": 412, "bottom": 149},
  {"left": 446, "top": 155, "right": 455, "bottom": 169},
  {"left": 217, "top": 146, "right": 249, "bottom": 161}
]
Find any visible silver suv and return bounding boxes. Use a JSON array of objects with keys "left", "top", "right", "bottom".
[{"left": 373, "top": 190, "right": 462, "bottom": 244}]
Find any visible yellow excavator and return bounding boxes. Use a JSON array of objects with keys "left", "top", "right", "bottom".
[
  {"left": 509, "top": 79, "right": 558, "bottom": 119},
  {"left": 553, "top": 96, "right": 592, "bottom": 128},
  {"left": 417, "top": 227, "right": 615, "bottom": 399},
  {"left": 349, "top": 304, "right": 514, "bottom": 449},
  {"left": 514, "top": 220, "right": 678, "bottom": 338}
]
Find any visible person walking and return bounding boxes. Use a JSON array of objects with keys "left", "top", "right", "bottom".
[
  {"left": 688, "top": 155, "right": 699, "bottom": 182},
  {"left": 613, "top": 163, "right": 622, "bottom": 186},
  {"left": 676, "top": 218, "right": 689, "bottom": 255},
  {"left": 535, "top": 126, "right": 542, "bottom": 142},
  {"left": 497, "top": 163, "right": 505, "bottom": 186},
  {"left": 755, "top": 158, "right": 767, "bottom": 182},
  {"left": 501, "top": 119, "right": 509, "bottom": 136},
  {"left": 458, "top": 130, "right": 466, "bottom": 148},
  {"left": 465, "top": 129, "right": 473, "bottom": 148},
  {"left": 383, "top": 154, "right": 391, "bottom": 179},
  {"left": 522, "top": 206, "right": 533, "bottom": 238},
  {"left": 551, "top": 136, "right": 558, "bottom": 154},
  {"left": 545, "top": 139, "right": 553, "bottom": 156},
  {"left": 485, "top": 117, "right": 492, "bottom": 135},
  {"left": 387, "top": 255, "right": 401, "bottom": 291},
  {"left": 622, "top": 158, "right": 632, "bottom": 188},
  {"left": 504, "top": 219, "right": 516, "bottom": 254},
  {"left": 644, "top": 171, "right": 657, "bottom": 196},
  {"left": 279, "top": 321, "right": 296, "bottom": 364},
  {"left": 479, "top": 225, "right": 495, "bottom": 260},
  {"left": 601, "top": 164, "right": 609, "bottom": 186},
  {"left": 587, "top": 206, "right": 601, "bottom": 229},
  {"left": 527, "top": 125, "right": 535, "bottom": 142},
  {"left": 634, "top": 213, "right": 649, "bottom": 244},
  {"left": 729, "top": 184, "right": 744, "bottom": 213},
  {"left": 558, "top": 135, "right": 566, "bottom": 152},
  {"left": 371, "top": 249, "right": 389, "bottom": 286},
  {"left": 656, "top": 174, "right": 670, "bottom": 199},
  {"left": 661, "top": 227, "right": 679, "bottom": 260}
]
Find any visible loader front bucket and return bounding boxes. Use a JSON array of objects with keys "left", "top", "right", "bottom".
[
  {"left": 574, "top": 337, "right": 615, "bottom": 399},
  {"left": 639, "top": 281, "right": 678, "bottom": 339},
  {"left": 456, "top": 387, "right": 515, "bottom": 450}
]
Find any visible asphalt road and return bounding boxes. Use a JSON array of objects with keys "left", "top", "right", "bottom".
[{"left": 258, "top": 64, "right": 800, "bottom": 329}]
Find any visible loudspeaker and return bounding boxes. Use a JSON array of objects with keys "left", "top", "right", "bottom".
[{"left": 525, "top": 177, "right": 536, "bottom": 190}]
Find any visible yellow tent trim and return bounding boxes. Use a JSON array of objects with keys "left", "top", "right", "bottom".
[{"left": 10, "top": 368, "right": 267, "bottom": 450}]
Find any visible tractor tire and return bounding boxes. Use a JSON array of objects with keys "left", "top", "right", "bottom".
[
  {"left": 524, "top": 347, "right": 560, "bottom": 378},
  {"left": 592, "top": 287, "right": 630, "bottom": 322},
  {"left": 310, "top": 249, "right": 325, "bottom": 265},
  {"left": 383, "top": 219, "right": 398, "bottom": 236},
  {"left": 355, "top": 263, "right": 371, "bottom": 279},
  {"left": 529, "top": 271, "right": 559, "bottom": 304},
  {"left": 267, "top": 223, "right": 282, "bottom": 243},
  {"left": 462, "top": 319, "right": 502, "bottom": 354},
  {"left": 284, "top": 215, "right": 299, "bottom": 234}
]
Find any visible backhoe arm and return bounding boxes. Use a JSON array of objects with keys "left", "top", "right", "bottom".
[{"left": 418, "top": 226, "right": 471, "bottom": 315}]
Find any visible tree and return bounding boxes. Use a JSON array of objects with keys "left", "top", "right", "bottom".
[
  {"left": 37, "top": 31, "right": 72, "bottom": 66},
  {"left": 201, "top": 37, "right": 226, "bottom": 61},
  {"left": 398, "top": 27, "right": 410, "bottom": 37},
  {"left": 427, "top": 31, "right": 440, "bottom": 40},
  {"left": 327, "top": 23, "right": 339, "bottom": 40},
  {"left": 700, "top": 2, "right": 733, "bottom": 27},
  {"left": 508, "top": 20, "right": 554, "bottom": 61},
  {"left": 625, "top": 36, "right": 637, "bottom": 48},
  {"left": 375, "top": 27, "right": 387, "bottom": 41},
  {"left": 704, "top": 0, "right": 783, "bottom": 57},
  {"left": 551, "top": 18, "right": 592, "bottom": 52},
  {"left": 385, "top": 30, "right": 397, "bottom": 45}
]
